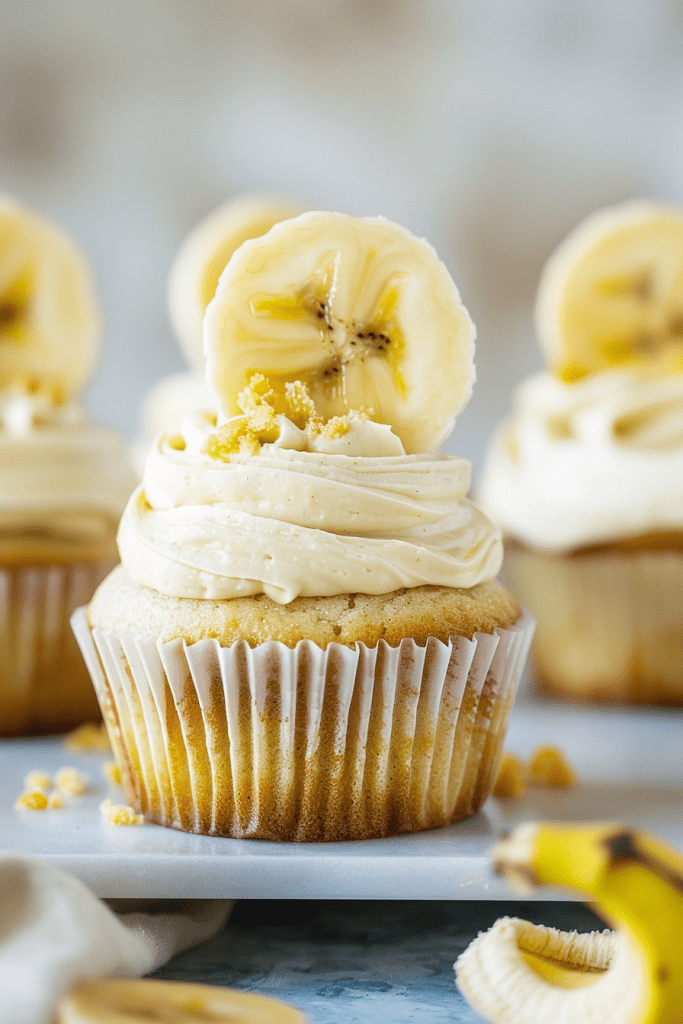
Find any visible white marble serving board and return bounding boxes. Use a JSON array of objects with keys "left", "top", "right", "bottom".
[{"left": 1, "top": 698, "right": 681, "bottom": 900}]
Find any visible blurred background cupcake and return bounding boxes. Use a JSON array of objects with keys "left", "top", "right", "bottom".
[
  {"left": 132, "top": 195, "right": 305, "bottom": 473},
  {"left": 0, "top": 196, "right": 136, "bottom": 735},
  {"left": 480, "top": 201, "right": 683, "bottom": 704}
]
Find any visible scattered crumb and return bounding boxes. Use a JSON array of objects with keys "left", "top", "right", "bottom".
[
  {"left": 285, "top": 379, "right": 316, "bottom": 427},
  {"left": 55, "top": 766, "right": 89, "bottom": 795},
  {"left": 102, "top": 760, "right": 122, "bottom": 786},
  {"left": 99, "top": 798, "right": 143, "bottom": 826},
  {"left": 527, "top": 745, "right": 576, "bottom": 788},
  {"left": 23, "top": 769, "right": 52, "bottom": 791},
  {"left": 15, "top": 789, "right": 49, "bottom": 811},
  {"left": 492, "top": 753, "right": 527, "bottom": 799},
  {"left": 64, "top": 722, "right": 111, "bottom": 753},
  {"left": 47, "top": 791, "right": 63, "bottom": 810}
]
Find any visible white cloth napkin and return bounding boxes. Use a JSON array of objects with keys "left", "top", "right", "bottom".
[{"left": 0, "top": 854, "right": 233, "bottom": 1024}]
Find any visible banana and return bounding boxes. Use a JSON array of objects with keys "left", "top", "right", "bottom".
[
  {"left": 204, "top": 211, "right": 475, "bottom": 455},
  {"left": 57, "top": 978, "right": 307, "bottom": 1024},
  {"left": 168, "top": 195, "right": 305, "bottom": 368},
  {"left": 0, "top": 196, "right": 100, "bottom": 401},
  {"left": 455, "top": 821, "right": 683, "bottom": 1023},
  {"left": 535, "top": 201, "right": 683, "bottom": 383}
]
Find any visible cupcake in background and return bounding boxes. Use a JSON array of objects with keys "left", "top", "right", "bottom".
[
  {"left": 132, "top": 196, "right": 304, "bottom": 472},
  {"left": 74, "top": 210, "right": 533, "bottom": 842},
  {"left": 0, "top": 196, "right": 136, "bottom": 735},
  {"left": 480, "top": 200, "right": 683, "bottom": 704}
]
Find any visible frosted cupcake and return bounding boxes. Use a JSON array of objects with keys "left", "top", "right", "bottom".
[
  {"left": 0, "top": 197, "right": 136, "bottom": 734},
  {"left": 74, "top": 211, "right": 533, "bottom": 841},
  {"left": 480, "top": 201, "right": 683, "bottom": 704},
  {"left": 132, "top": 196, "right": 304, "bottom": 472}
]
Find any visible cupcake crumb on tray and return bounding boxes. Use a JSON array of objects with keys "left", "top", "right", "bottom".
[
  {"left": 99, "top": 798, "right": 144, "bottom": 826},
  {"left": 63, "top": 722, "right": 111, "bottom": 752}
]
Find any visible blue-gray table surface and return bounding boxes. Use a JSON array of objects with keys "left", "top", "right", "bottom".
[{"left": 152, "top": 899, "right": 602, "bottom": 1023}]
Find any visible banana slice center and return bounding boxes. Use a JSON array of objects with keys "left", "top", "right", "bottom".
[
  {"left": 251, "top": 251, "right": 405, "bottom": 406},
  {"left": 0, "top": 274, "right": 31, "bottom": 342}
]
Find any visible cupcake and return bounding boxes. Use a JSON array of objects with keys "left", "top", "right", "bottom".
[
  {"left": 73, "top": 211, "right": 533, "bottom": 841},
  {"left": 132, "top": 196, "right": 304, "bottom": 472},
  {"left": 0, "top": 197, "right": 136, "bottom": 735},
  {"left": 480, "top": 200, "right": 683, "bottom": 705}
]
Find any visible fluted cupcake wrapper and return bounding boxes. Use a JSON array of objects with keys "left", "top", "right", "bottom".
[
  {"left": 71, "top": 608, "right": 534, "bottom": 842},
  {"left": 0, "top": 563, "right": 113, "bottom": 736},
  {"left": 505, "top": 546, "right": 683, "bottom": 704}
]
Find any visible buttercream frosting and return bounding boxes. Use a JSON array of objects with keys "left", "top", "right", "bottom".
[
  {"left": 0, "top": 396, "right": 136, "bottom": 551},
  {"left": 119, "top": 413, "right": 503, "bottom": 604},
  {"left": 479, "top": 369, "right": 683, "bottom": 551}
]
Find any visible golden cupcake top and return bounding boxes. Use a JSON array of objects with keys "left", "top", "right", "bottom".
[
  {"left": 0, "top": 196, "right": 136, "bottom": 560},
  {"left": 481, "top": 201, "right": 683, "bottom": 551},
  {"left": 121, "top": 210, "right": 502, "bottom": 604}
]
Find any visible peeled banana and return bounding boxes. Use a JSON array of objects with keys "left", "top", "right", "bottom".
[
  {"left": 57, "top": 978, "right": 307, "bottom": 1024},
  {"left": 168, "top": 195, "right": 304, "bottom": 368},
  {"left": 535, "top": 201, "right": 683, "bottom": 383},
  {"left": 0, "top": 196, "right": 100, "bottom": 400},
  {"left": 204, "top": 210, "right": 476, "bottom": 454},
  {"left": 455, "top": 821, "right": 683, "bottom": 1023}
]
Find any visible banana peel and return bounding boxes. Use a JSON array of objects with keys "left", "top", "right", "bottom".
[{"left": 455, "top": 822, "right": 683, "bottom": 1024}]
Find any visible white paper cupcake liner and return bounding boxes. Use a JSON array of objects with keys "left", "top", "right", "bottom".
[
  {"left": 505, "top": 545, "right": 683, "bottom": 704},
  {"left": 0, "top": 562, "right": 114, "bottom": 735},
  {"left": 72, "top": 607, "right": 534, "bottom": 841}
]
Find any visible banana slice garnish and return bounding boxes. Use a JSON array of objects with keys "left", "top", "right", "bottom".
[
  {"left": 57, "top": 978, "right": 307, "bottom": 1024},
  {"left": 204, "top": 211, "right": 475, "bottom": 455},
  {"left": 0, "top": 196, "right": 100, "bottom": 401},
  {"left": 536, "top": 201, "right": 683, "bottom": 383},
  {"left": 455, "top": 821, "right": 683, "bottom": 1023},
  {"left": 168, "top": 195, "right": 305, "bottom": 369}
]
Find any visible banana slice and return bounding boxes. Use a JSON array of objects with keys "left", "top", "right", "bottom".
[
  {"left": 168, "top": 195, "right": 305, "bottom": 369},
  {"left": 0, "top": 196, "right": 100, "bottom": 401},
  {"left": 57, "top": 978, "right": 307, "bottom": 1024},
  {"left": 536, "top": 201, "right": 683, "bottom": 382},
  {"left": 204, "top": 211, "right": 475, "bottom": 455}
]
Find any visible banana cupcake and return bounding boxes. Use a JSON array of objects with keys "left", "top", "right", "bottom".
[
  {"left": 481, "top": 200, "right": 683, "bottom": 704},
  {"left": 74, "top": 211, "right": 533, "bottom": 841},
  {"left": 133, "top": 196, "right": 304, "bottom": 472},
  {"left": 0, "top": 197, "right": 136, "bottom": 735}
]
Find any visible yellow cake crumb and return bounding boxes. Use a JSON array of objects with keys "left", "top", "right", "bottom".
[
  {"left": 23, "top": 769, "right": 52, "bottom": 791},
  {"left": 492, "top": 752, "right": 527, "bottom": 799},
  {"left": 284, "top": 379, "right": 316, "bottom": 427},
  {"left": 64, "top": 722, "right": 111, "bottom": 753},
  {"left": 55, "top": 766, "right": 89, "bottom": 796},
  {"left": 99, "top": 798, "right": 143, "bottom": 826},
  {"left": 15, "top": 789, "right": 49, "bottom": 811},
  {"left": 102, "top": 760, "right": 122, "bottom": 786},
  {"left": 47, "top": 791, "right": 63, "bottom": 809},
  {"left": 527, "top": 745, "right": 576, "bottom": 788}
]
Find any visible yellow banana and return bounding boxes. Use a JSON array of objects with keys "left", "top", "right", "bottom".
[
  {"left": 455, "top": 821, "right": 683, "bottom": 1023},
  {"left": 57, "top": 978, "right": 307, "bottom": 1023}
]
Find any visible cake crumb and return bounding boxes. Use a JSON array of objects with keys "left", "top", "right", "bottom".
[
  {"left": 23, "top": 769, "right": 52, "bottom": 791},
  {"left": 64, "top": 722, "right": 110, "bottom": 753},
  {"left": 15, "top": 789, "right": 49, "bottom": 811},
  {"left": 527, "top": 745, "right": 576, "bottom": 788},
  {"left": 99, "top": 798, "right": 143, "bottom": 826},
  {"left": 492, "top": 753, "right": 527, "bottom": 799},
  {"left": 55, "top": 767, "right": 89, "bottom": 796},
  {"left": 47, "top": 791, "right": 63, "bottom": 810},
  {"left": 285, "top": 379, "right": 316, "bottom": 427},
  {"left": 102, "top": 760, "right": 122, "bottom": 786}
]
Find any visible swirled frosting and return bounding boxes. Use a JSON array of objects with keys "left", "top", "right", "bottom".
[
  {"left": 0, "top": 395, "right": 137, "bottom": 559},
  {"left": 118, "top": 413, "right": 503, "bottom": 604},
  {"left": 479, "top": 369, "right": 683, "bottom": 551}
]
